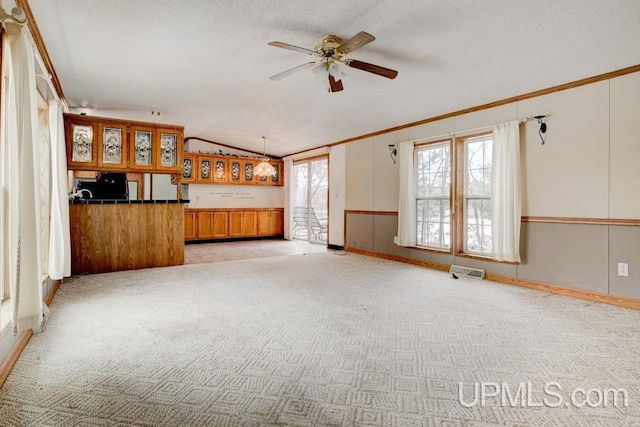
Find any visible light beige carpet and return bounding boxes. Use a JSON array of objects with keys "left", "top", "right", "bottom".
[{"left": 1, "top": 252, "right": 639, "bottom": 426}]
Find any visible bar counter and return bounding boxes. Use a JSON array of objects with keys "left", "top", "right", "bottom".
[{"left": 69, "top": 200, "right": 188, "bottom": 274}]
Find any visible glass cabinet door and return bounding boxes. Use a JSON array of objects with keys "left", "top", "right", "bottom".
[
  {"left": 156, "top": 128, "right": 182, "bottom": 172},
  {"left": 66, "top": 119, "right": 97, "bottom": 169},
  {"left": 98, "top": 123, "right": 128, "bottom": 169},
  {"left": 130, "top": 125, "right": 155, "bottom": 170},
  {"left": 182, "top": 153, "right": 196, "bottom": 183}
]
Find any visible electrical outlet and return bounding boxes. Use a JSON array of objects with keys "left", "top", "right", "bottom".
[
  {"left": 618, "top": 262, "right": 629, "bottom": 277},
  {"left": 393, "top": 236, "right": 398, "bottom": 244}
]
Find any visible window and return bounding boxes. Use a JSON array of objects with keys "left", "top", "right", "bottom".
[
  {"left": 415, "top": 133, "right": 494, "bottom": 257},
  {"left": 416, "top": 142, "right": 451, "bottom": 249},
  {"left": 462, "top": 135, "right": 493, "bottom": 255}
]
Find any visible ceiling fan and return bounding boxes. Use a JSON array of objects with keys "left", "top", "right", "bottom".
[{"left": 268, "top": 31, "right": 398, "bottom": 93}]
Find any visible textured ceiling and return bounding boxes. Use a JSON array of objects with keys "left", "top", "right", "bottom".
[{"left": 28, "top": 0, "right": 640, "bottom": 156}]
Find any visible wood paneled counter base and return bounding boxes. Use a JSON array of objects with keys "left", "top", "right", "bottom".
[{"left": 70, "top": 202, "right": 185, "bottom": 274}]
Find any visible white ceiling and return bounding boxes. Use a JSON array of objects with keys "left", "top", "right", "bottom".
[{"left": 28, "top": 0, "right": 640, "bottom": 157}]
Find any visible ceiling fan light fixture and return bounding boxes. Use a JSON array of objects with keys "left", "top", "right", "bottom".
[
  {"left": 312, "top": 62, "right": 328, "bottom": 80},
  {"left": 328, "top": 61, "right": 345, "bottom": 81}
]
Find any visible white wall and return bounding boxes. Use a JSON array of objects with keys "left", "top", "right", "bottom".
[
  {"left": 187, "top": 184, "right": 284, "bottom": 209},
  {"left": 329, "top": 145, "right": 345, "bottom": 246},
  {"left": 610, "top": 72, "right": 640, "bottom": 219}
]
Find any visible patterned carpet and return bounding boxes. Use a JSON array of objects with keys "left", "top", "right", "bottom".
[{"left": 1, "top": 252, "right": 639, "bottom": 426}]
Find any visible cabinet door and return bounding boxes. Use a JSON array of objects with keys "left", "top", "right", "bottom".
[
  {"left": 97, "top": 123, "right": 128, "bottom": 169},
  {"left": 243, "top": 211, "right": 257, "bottom": 236},
  {"left": 130, "top": 126, "right": 156, "bottom": 170},
  {"left": 196, "top": 212, "right": 215, "bottom": 238},
  {"left": 212, "top": 212, "right": 229, "bottom": 237},
  {"left": 228, "top": 159, "right": 242, "bottom": 184},
  {"left": 184, "top": 211, "right": 197, "bottom": 240},
  {"left": 270, "top": 210, "right": 284, "bottom": 235},
  {"left": 270, "top": 161, "right": 283, "bottom": 186},
  {"left": 66, "top": 118, "right": 98, "bottom": 169},
  {"left": 242, "top": 159, "right": 256, "bottom": 184},
  {"left": 197, "top": 155, "right": 213, "bottom": 183},
  {"left": 228, "top": 211, "right": 244, "bottom": 237},
  {"left": 156, "top": 128, "right": 183, "bottom": 172},
  {"left": 213, "top": 157, "right": 228, "bottom": 183},
  {"left": 257, "top": 211, "right": 272, "bottom": 235},
  {"left": 182, "top": 153, "right": 196, "bottom": 183}
]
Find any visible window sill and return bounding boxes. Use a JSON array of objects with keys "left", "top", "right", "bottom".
[
  {"left": 455, "top": 252, "right": 520, "bottom": 265},
  {"left": 414, "top": 245, "right": 452, "bottom": 255},
  {"left": 1, "top": 299, "right": 11, "bottom": 338}
]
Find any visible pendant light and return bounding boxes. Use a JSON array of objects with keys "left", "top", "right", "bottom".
[{"left": 254, "top": 136, "right": 276, "bottom": 177}]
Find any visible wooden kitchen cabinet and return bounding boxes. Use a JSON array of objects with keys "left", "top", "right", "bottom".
[
  {"left": 257, "top": 210, "right": 284, "bottom": 236},
  {"left": 184, "top": 211, "right": 197, "bottom": 240},
  {"left": 229, "top": 211, "right": 257, "bottom": 237},
  {"left": 66, "top": 117, "right": 98, "bottom": 170},
  {"left": 64, "top": 113, "right": 184, "bottom": 173},
  {"left": 196, "top": 211, "right": 228, "bottom": 239},
  {"left": 185, "top": 208, "right": 283, "bottom": 241},
  {"left": 97, "top": 122, "right": 128, "bottom": 169}
]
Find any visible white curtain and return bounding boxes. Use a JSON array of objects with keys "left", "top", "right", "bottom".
[
  {"left": 397, "top": 141, "right": 416, "bottom": 247},
  {"left": 492, "top": 121, "right": 521, "bottom": 262},
  {"left": 48, "top": 99, "right": 71, "bottom": 279},
  {"left": 6, "top": 25, "right": 48, "bottom": 334},
  {"left": 283, "top": 159, "right": 293, "bottom": 240}
]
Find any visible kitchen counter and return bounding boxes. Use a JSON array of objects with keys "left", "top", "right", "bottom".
[{"left": 69, "top": 201, "right": 185, "bottom": 274}]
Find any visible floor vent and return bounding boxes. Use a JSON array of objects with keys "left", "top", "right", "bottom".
[{"left": 449, "top": 264, "right": 485, "bottom": 280}]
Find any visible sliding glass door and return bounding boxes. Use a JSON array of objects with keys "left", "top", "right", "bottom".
[{"left": 292, "top": 157, "right": 328, "bottom": 244}]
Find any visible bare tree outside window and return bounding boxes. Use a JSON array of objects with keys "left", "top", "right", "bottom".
[
  {"left": 416, "top": 142, "right": 451, "bottom": 249},
  {"left": 464, "top": 136, "right": 493, "bottom": 255}
]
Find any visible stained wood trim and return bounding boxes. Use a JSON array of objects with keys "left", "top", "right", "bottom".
[
  {"left": 325, "top": 64, "right": 640, "bottom": 148},
  {"left": 184, "top": 136, "right": 280, "bottom": 159},
  {"left": 64, "top": 113, "right": 184, "bottom": 131},
  {"left": 522, "top": 216, "right": 640, "bottom": 226},
  {"left": 345, "top": 247, "right": 450, "bottom": 272},
  {"left": 487, "top": 273, "right": 640, "bottom": 311},
  {"left": 186, "top": 207, "right": 284, "bottom": 213},
  {"left": 44, "top": 280, "right": 61, "bottom": 306},
  {"left": 346, "top": 247, "right": 640, "bottom": 311},
  {"left": 344, "top": 209, "right": 398, "bottom": 216},
  {"left": 0, "top": 330, "right": 33, "bottom": 388},
  {"left": 16, "top": 0, "right": 66, "bottom": 105},
  {"left": 0, "top": 277, "right": 62, "bottom": 388}
]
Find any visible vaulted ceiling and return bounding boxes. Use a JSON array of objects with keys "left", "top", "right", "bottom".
[{"left": 28, "top": 0, "right": 640, "bottom": 156}]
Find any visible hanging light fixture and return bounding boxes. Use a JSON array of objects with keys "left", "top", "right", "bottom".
[{"left": 254, "top": 136, "right": 276, "bottom": 178}]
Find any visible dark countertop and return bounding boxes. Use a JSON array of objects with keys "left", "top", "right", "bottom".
[{"left": 69, "top": 199, "right": 190, "bottom": 205}]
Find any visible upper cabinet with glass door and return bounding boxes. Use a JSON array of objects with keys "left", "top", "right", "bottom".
[
  {"left": 156, "top": 128, "right": 183, "bottom": 173},
  {"left": 64, "top": 113, "right": 184, "bottom": 173},
  {"left": 66, "top": 117, "right": 98, "bottom": 170},
  {"left": 97, "top": 122, "right": 128, "bottom": 169}
]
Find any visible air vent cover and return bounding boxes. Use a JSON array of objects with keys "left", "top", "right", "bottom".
[{"left": 449, "top": 264, "right": 485, "bottom": 280}]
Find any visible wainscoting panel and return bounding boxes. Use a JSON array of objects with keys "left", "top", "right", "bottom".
[
  {"left": 517, "top": 222, "right": 609, "bottom": 294},
  {"left": 345, "top": 213, "right": 374, "bottom": 251},
  {"left": 372, "top": 214, "right": 411, "bottom": 258},
  {"left": 609, "top": 226, "right": 640, "bottom": 299}
]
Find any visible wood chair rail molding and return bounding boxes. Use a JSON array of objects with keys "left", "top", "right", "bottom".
[{"left": 343, "top": 210, "right": 640, "bottom": 227}]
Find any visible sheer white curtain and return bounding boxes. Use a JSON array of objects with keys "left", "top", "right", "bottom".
[
  {"left": 492, "top": 121, "right": 521, "bottom": 262},
  {"left": 6, "top": 24, "right": 49, "bottom": 334},
  {"left": 283, "top": 159, "right": 293, "bottom": 240},
  {"left": 48, "top": 99, "right": 71, "bottom": 279},
  {"left": 396, "top": 141, "right": 416, "bottom": 247}
]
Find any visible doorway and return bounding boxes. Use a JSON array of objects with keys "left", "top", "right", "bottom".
[{"left": 292, "top": 157, "right": 328, "bottom": 244}]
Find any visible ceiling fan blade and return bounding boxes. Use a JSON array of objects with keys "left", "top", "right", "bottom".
[
  {"left": 270, "top": 62, "right": 316, "bottom": 81},
  {"left": 337, "top": 31, "right": 375, "bottom": 54},
  {"left": 328, "top": 74, "right": 344, "bottom": 92},
  {"left": 268, "top": 41, "right": 316, "bottom": 55},
  {"left": 345, "top": 59, "right": 398, "bottom": 79}
]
